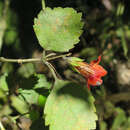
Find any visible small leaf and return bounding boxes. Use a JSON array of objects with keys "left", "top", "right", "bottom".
[
  {"left": 38, "top": 95, "right": 47, "bottom": 107},
  {"left": 33, "top": 7, "right": 84, "bottom": 52},
  {"left": 11, "top": 95, "right": 29, "bottom": 114},
  {"left": 34, "top": 74, "right": 51, "bottom": 89},
  {"left": 116, "top": 27, "right": 128, "bottom": 57},
  {"left": 44, "top": 80, "right": 97, "bottom": 130},
  {"left": 18, "top": 74, "right": 51, "bottom": 105},
  {"left": 0, "top": 73, "right": 9, "bottom": 92},
  {"left": 18, "top": 89, "right": 39, "bottom": 105}
]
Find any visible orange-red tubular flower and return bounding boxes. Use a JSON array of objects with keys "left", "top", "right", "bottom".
[{"left": 75, "top": 56, "right": 107, "bottom": 90}]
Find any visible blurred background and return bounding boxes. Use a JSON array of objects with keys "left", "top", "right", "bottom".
[{"left": 0, "top": 0, "right": 130, "bottom": 129}]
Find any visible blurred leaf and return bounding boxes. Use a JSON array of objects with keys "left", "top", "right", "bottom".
[
  {"left": 80, "top": 47, "right": 98, "bottom": 58},
  {"left": 121, "top": 33, "right": 128, "bottom": 57},
  {"left": 44, "top": 80, "right": 97, "bottom": 130},
  {"left": 116, "top": 27, "right": 128, "bottom": 57},
  {"left": 6, "top": 9, "right": 18, "bottom": 28},
  {"left": 99, "top": 121, "right": 107, "bottom": 130},
  {"left": 34, "top": 74, "right": 51, "bottom": 89},
  {"left": 33, "top": 7, "right": 84, "bottom": 52},
  {"left": 11, "top": 95, "right": 29, "bottom": 114},
  {"left": 116, "top": 3, "right": 125, "bottom": 16},
  {"left": 1, "top": 63, "right": 13, "bottom": 74},
  {"left": 0, "top": 73, "right": 9, "bottom": 92},
  {"left": 0, "top": 105, "right": 12, "bottom": 117},
  {"left": 4, "top": 30, "right": 17, "bottom": 46},
  {"left": 18, "top": 89, "right": 39, "bottom": 105},
  {"left": 111, "top": 108, "right": 127, "bottom": 130},
  {"left": 0, "top": 89, "right": 6, "bottom": 99},
  {"left": 38, "top": 95, "right": 46, "bottom": 107},
  {"left": 18, "top": 63, "right": 35, "bottom": 78},
  {"left": 0, "top": 1, "right": 3, "bottom": 17},
  {"left": 30, "top": 118, "right": 49, "bottom": 130},
  {"left": 30, "top": 110, "right": 40, "bottom": 122},
  {"left": 125, "top": 26, "right": 130, "bottom": 39}
]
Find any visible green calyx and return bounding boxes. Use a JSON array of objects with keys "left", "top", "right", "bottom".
[{"left": 66, "top": 57, "right": 84, "bottom": 66}]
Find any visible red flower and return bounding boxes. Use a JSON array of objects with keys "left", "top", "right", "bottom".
[{"left": 75, "top": 56, "right": 107, "bottom": 90}]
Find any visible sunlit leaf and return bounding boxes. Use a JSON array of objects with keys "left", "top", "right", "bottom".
[
  {"left": 44, "top": 80, "right": 97, "bottom": 130},
  {"left": 18, "top": 74, "right": 51, "bottom": 105},
  {"left": 11, "top": 95, "right": 29, "bottom": 114},
  {"left": 0, "top": 73, "right": 9, "bottom": 92},
  {"left": 34, "top": 74, "right": 51, "bottom": 89},
  {"left": 18, "top": 89, "right": 39, "bottom": 105},
  {"left": 33, "top": 7, "right": 84, "bottom": 52}
]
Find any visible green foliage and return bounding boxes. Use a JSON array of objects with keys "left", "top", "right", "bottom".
[
  {"left": 116, "top": 27, "right": 128, "bottom": 57},
  {"left": 33, "top": 7, "right": 84, "bottom": 52},
  {"left": 0, "top": 73, "right": 9, "bottom": 92},
  {"left": 11, "top": 95, "right": 29, "bottom": 114},
  {"left": 67, "top": 57, "right": 84, "bottom": 66},
  {"left": 44, "top": 80, "right": 97, "bottom": 130},
  {"left": 34, "top": 74, "right": 51, "bottom": 89},
  {"left": 30, "top": 110, "right": 40, "bottom": 122},
  {"left": 111, "top": 108, "right": 128, "bottom": 130},
  {"left": 18, "top": 63, "right": 35, "bottom": 78},
  {"left": 18, "top": 74, "right": 51, "bottom": 105},
  {"left": 0, "top": 0, "right": 130, "bottom": 129}
]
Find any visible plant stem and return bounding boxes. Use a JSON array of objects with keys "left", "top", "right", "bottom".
[
  {"left": 42, "top": 0, "right": 46, "bottom": 10},
  {"left": 0, "top": 57, "right": 41, "bottom": 63},
  {"left": 46, "top": 53, "right": 71, "bottom": 61},
  {"left": 0, "top": 53, "right": 71, "bottom": 63}
]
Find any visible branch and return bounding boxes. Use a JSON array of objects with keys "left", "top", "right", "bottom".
[
  {"left": 0, "top": 57, "right": 41, "bottom": 63},
  {"left": 0, "top": 53, "right": 71, "bottom": 64}
]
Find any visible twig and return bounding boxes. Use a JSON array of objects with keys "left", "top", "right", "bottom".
[
  {"left": 0, "top": 53, "right": 71, "bottom": 63},
  {"left": 45, "top": 61, "right": 58, "bottom": 81},
  {"left": 46, "top": 53, "right": 71, "bottom": 61},
  {"left": 0, "top": 57, "right": 41, "bottom": 63}
]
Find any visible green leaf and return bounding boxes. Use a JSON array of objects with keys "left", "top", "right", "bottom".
[
  {"left": 111, "top": 108, "right": 127, "bottom": 130},
  {"left": 0, "top": 73, "right": 9, "bottom": 92},
  {"left": 38, "top": 94, "right": 47, "bottom": 107},
  {"left": 44, "top": 80, "right": 97, "bottom": 130},
  {"left": 33, "top": 7, "right": 84, "bottom": 52},
  {"left": 18, "top": 74, "right": 51, "bottom": 105},
  {"left": 11, "top": 95, "right": 29, "bottom": 114},
  {"left": 116, "top": 27, "right": 128, "bottom": 57},
  {"left": 34, "top": 74, "right": 51, "bottom": 89},
  {"left": 17, "top": 63, "right": 35, "bottom": 78},
  {"left": 30, "top": 110, "right": 40, "bottom": 122},
  {"left": 18, "top": 89, "right": 39, "bottom": 105}
]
